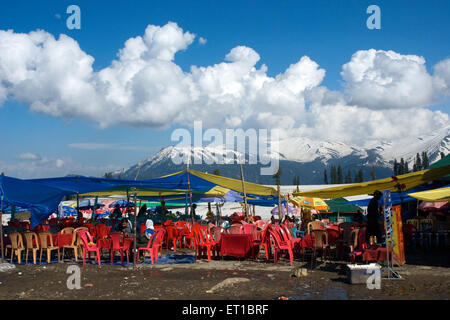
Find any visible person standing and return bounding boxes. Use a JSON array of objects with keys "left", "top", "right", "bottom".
[{"left": 367, "top": 190, "right": 383, "bottom": 242}]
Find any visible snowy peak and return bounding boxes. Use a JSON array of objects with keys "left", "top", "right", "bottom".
[{"left": 111, "top": 127, "right": 450, "bottom": 183}]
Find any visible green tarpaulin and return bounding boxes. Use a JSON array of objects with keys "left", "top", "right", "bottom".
[{"left": 324, "top": 198, "right": 362, "bottom": 212}]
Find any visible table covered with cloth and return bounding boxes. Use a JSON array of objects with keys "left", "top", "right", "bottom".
[
  {"left": 32, "top": 233, "right": 73, "bottom": 248},
  {"left": 363, "top": 245, "right": 393, "bottom": 262},
  {"left": 220, "top": 234, "right": 258, "bottom": 258},
  {"left": 326, "top": 226, "right": 341, "bottom": 244},
  {"left": 97, "top": 237, "right": 134, "bottom": 250}
]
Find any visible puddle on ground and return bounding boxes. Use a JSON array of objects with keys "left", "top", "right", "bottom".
[
  {"left": 321, "top": 287, "right": 348, "bottom": 300},
  {"left": 294, "top": 284, "right": 348, "bottom": 300}
]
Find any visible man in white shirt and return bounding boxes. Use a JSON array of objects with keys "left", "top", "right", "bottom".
[{"left": 145, "top": 218, "right": 155, "bottom": 239}]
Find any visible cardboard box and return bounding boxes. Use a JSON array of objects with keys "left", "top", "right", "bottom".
[{"left": 346, "top": 263, "right": 381, "bottom": 284}]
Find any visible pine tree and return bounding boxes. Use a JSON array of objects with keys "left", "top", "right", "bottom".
[
  {"left": 345, "top": 170, "right": 352, "bottom": 183},
  {"left": 441, "top": 152, "right": 445, "bottom": 159},
  {"left": 337, "top": 165, "right": 343, "bottom": 184},
  {"left": 422, "top": 151, "right": 429, "bottom": 169},
  {"left": 273, "top": 166, "right": 282, "bottom": 185},
  {"left": 323, "top": 169, "right": 328, "bottom": 184},
  {"left": 404, "top": 161, "right": 409, "bottom": 174},
  {"left": 415, "top": 153, "right": 422, "bottom": 172},
  {"left": 393, "top": 159, "right": 398, "bottom": 176},
  {"left": 358, "top": 169, "right": 364, "bottom": 182},
  {"left": 399, "top": 158, "right": 405, "bottom": 175},
  {"left": 370, "top": 167, "right": 375, "bottom": 180},
  {"left": 213, "top": 168, "right": 220, "bottom": 176},
  {"left": 331, "top": 165, "right": 337, "bottom": 184}
]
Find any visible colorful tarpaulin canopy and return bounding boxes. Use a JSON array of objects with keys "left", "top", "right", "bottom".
[
  {"left": 271, "top": 203, "right": 297, "bottom": 215},
  {"left": 408, "top": 186, "right": 450, "bottom": 202},
  {"left": 1, "top": 169, "right": 280, "bottom": 228},
  {"left": 348, "top": 183, "right": 447, "bottom": 207},
  {"left": 0, "top": 175, "right": 71, "bottom": 228},
  {"left": 418, "top": 201, "right": 449, "bottom": 211},
  {"left": 293, "top": 164, "right": 450, "bottom": 198},
  {"left": 80, "top": 170, "right": 279, "bottom": 200},
  {"left": 290, "top": 196, "right": 329, "bottom": 211},
  {"left": 324, "top": 198, "right": 362, "bottom": 212},
  {"left": 189, "top": 170, "right": 279, "bottom": 197}
]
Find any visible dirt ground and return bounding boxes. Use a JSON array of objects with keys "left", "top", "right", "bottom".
[{"left": 0, "top": 247, "right": 449, "bottom": 300}]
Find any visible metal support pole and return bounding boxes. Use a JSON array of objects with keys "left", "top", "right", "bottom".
[
  {"left": 0, "top": 206, "right": 4, "bottom": 263},
  {"left": 186, "top": 167, "right": 196, "bottom": 261},
  {"left": 239, "top": 162, "right": 248, "bottom": 220},
  {"left": 133, "top": 193, "right": 137, "bottom": 266},
  {"left": 277, "top": 185, "right": 282, "bottom": 222}
]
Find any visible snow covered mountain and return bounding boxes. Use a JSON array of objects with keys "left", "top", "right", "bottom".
[{"left": 112, "top": 126, "right": 450, "bottom": 184}]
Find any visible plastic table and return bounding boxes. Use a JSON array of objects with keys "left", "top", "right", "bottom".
[{"left": 220, "top": 234, "right": 256, "bottom": 258}]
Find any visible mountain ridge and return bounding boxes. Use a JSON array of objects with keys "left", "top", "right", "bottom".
[{"left": 111, "top": 126, "right": 450, "bottom": 184}]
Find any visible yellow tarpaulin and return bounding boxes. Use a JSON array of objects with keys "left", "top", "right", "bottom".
[
  {"left": 293, "top": 164, "right": 450, "bottom": 198},
  {"left": 189, "top": 169, "right": 279, "bottom": 196},
  {"left": 290, "top": 196, "right": 329, "bottom": 211},
  {"left": 408, "top": 187, "right": 450, "bottom": 202},
  {"left": 81, "top": 185, "right": 231, "bottom": 197}
]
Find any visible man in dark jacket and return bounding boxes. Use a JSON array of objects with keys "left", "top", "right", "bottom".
[{"left": 367, "top": 190, "right": 383, "bottom": 242}]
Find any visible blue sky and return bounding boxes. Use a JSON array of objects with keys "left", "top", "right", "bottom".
[{"left": 0, "top": 0, "right": 449, "bottom": 178}]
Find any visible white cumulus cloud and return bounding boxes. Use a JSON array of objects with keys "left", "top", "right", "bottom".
[{"left": 0, "top": 23, "right": 449, "bottom": 148}]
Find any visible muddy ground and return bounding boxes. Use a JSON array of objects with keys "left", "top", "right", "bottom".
[{"left": 0, "top": 247, "right": 449, "bottom": 300}]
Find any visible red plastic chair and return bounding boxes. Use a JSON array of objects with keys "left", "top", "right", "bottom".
[
  {"left": 110, "top": 232, "right": 129, "bottom": 264},
  {"left": 253, "top": 223, "right": 272, "bottom": 260},
  {"left": 349, "top": 227, "right": 367, "bottom": 264},
  {"left": 175, "top": 221, "right": 187, "bottom": 228},
  {"left": 277, "top": 224, "right": 302, "bottom": 257},
  {"left": 137, "top": 229, "right": 166, "bottom": 264},
  {"left": 227, "top": 223, "right": 244, "bottom": 234},
  {"left": 211, "top": 226, "right": 225, "bottom": 243},
  {"left": 194, "top": 226, "right": 219, "bottom": 261},
  {"left": 268, "top": 228, "right": 294, "bottom": 265},
  {"left": 255, "top": 220, "right": 267, "bottom": 230},
  {"left": 95, "top": 223, "right": 110, "bottom": 239},
  {"left": 77, "top": 230, "right": 101, "bottom": 266},
  {"left": 181, "top": 223, "right": 195, "bottom": 249},
  {"left": 165, "top": 225, "right": 182, "bottom": 252}
]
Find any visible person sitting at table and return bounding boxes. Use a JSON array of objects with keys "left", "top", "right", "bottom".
[
  {"left": 114, "top": 218, "right": 134, "bottom": 237},
  {"left": 138, "top": 204, "right": 148, "bottom": 218},
  {"left": 144, "top": 218, "right": 155, "bottom": 239},
  {"left": 353, "top": 210, "right": 364, "bottom": 225},
  {"left": 112, "top": 204, "right": 122, "bottom": 219},
  {"left": 367, "top": 190, "right": 383, "bottom": 242}
]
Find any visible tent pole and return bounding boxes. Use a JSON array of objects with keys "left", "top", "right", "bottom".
[
  {"left": 187, "top": 168, "right": 194, "bottom": 226},
  {"left": 186, "top": 167, "right": 196, "bottom": 261},
  {"left": 0, "top": 195, "right": 4, "bottom": 263},
  {"left": 239, "top": 162, "right": 249, "bottom": 221},
  {"left": 133, "top": 193, "right": 137, "bottom": 267},
  {"left": 126, "top": 188, "right": 130, "bottom": 218},
  {"left": 76, "top": 193, "right": 80, "bottom": 215},
  {"left": 277, "top": 185, "right": 282, "bottom": 222}
]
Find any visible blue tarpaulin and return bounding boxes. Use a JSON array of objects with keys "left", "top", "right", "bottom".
[
  {"left": 1, "top": 171, "right": 282, "bottom": 228},
  {"left": 0, "top": 175, "right": 71, "bottom": 228},
  {"left": 348, "top": 183, "right": 450, "bottom": 207}
]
